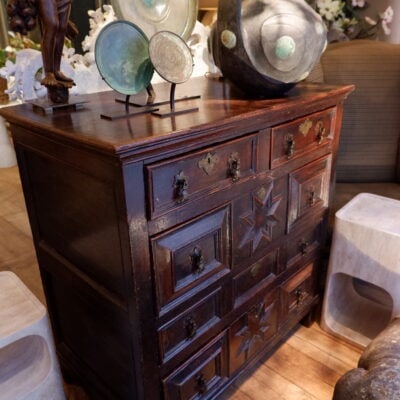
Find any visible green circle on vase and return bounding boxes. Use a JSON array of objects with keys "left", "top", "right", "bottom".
[
  {"left": 275, "top": 35, "right": 296, "bottom": 60},
  {"left": 95, "top": 20, "right": 154, "bottom": 95}
]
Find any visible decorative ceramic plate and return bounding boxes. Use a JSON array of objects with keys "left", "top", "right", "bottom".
[
  {"left": 95, "top": 21, "right": 154, "bottom": 95},
  {"left": 110, "top": 0, "right": 198, "bottom": 41},
  {"left": 149, "top": 31, "right": 193, "bottom": 84}
]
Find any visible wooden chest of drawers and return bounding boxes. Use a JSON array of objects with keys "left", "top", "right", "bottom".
[{"left": 0, "top": 77, "right": 353, "bottom": 400}]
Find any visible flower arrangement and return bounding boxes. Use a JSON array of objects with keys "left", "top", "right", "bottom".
[{"left": 307, "top": 0, "right": 394, "bottom": 42}]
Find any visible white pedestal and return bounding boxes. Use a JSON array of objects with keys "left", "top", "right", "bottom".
[
  {"left": 322, "top": 193, "right": 400, "bottom": 347},
  {"left": 0, "top": 271, "right": 66, "bottom": 400},
  {"left": 0, "top": 102, "right": 17, "bottom": 168}
]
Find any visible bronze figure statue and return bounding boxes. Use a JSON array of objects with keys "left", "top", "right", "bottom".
[{"left": 7, "top": 0, "right": 77, "bottom": 103}]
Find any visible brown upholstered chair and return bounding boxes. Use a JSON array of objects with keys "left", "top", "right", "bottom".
[{"left": 309, "top": 39, "right": 400, "bottom": 210}]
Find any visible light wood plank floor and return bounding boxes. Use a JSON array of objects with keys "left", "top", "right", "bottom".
[{"left": 0, "top": 165, "right": 362, "bottom": 400}]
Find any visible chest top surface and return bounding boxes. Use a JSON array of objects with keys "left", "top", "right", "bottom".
[{"left": 0, "top": 77, "right": 354, "bottom": 158}]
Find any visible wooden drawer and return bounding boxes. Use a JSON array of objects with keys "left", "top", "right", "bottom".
[
  {"left": 147, "top": 134, "right": 259, "bottom": 219},
  {"left": 280, "top": 263, "right": 315, "bottom": 317},
  {"left": 233, "top": 249, "right": 280, "bottom": 307},
  {"left": 158, "top": 289, "right": 222, "bottom": 364},
  {"left": 229, "top": 289, "right": 279, "bottom": 374},
  {"left": 271, "top": 108, "right": 336, "bottom": 169},
  {"left": 284, "top": 224, "right": 321, "bottom": 269},
  {"left": 163, "top": 333, "right": 228, "bottom": 400},
  {"left": 287, "top": 155, "right": 331, "bottom": 232},
  {"left": 151, "top": 206, "right": 230, "bottom": 314}
]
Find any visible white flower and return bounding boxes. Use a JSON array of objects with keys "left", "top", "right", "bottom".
[
  {"left": 381, "top": 6, "right": 394, "bottom": 35},
  {"left": 352, "top": 0, "right": 365, "bottom": 7},
  {"left": 381, "top": 6, "right": 394, "bottom": 23},
  {"left": 316, "top": 0, "right": 343, "bottom": 21}
]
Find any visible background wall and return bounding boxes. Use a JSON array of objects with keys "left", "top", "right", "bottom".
[{"left": 364, "top": 0, "right": 400, "bottom": 43}]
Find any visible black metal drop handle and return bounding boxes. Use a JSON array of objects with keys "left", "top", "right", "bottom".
[
  {"left": 309, "top": 189, "right": 317, "bottom": 206},
  {"left": 295, "top": 288, "right": 307, "bottom": 305},
  {"left": 286, "top": 135, "right": 295, "bottom": 158},
  {"left": 299, "top": 240, "right": 309, "bottom": 255},
  {"left": 228, "top": 155, "right": 241, "bottom": 182},
  {"left": 185, "top": 316, "right": 198, "bottom": 339},
  {"left": 195, "top": 373, "right": 208, "bottom": 394},
  {"left": 174, "top": 172, "right": 189, "bottom": 204},
  {"left": 190, "top": 246, "right": 205, "bottom": 275},
  {"left": 316, "top": 121, "right": 327, "bottom": 144}
]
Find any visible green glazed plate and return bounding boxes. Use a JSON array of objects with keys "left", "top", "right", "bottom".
[
  {"left": 110, "top": 0, "right": 198, "bottom": 41},
  {"left": 95, "top": 21, "right": 154, "bottom": 95}
]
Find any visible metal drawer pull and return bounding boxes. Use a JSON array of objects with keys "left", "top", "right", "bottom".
[
  {"left": 195, "top": 373, "right": 208, "bottom": 394},
  {"left": 316, "top": 121, "right": 327, "bottom": 144},
  {"left": 185, "top": 316, "right": 198, "bottom": 339},
  {"left": 190, "top": 246, "right": 205, "bottom": 275},
  {"left": 308, "top": 189, "right": 317, "bottom": 206},
  {"left": 174, "top": 172, "right": 189, "bottom": 204},
  {"left": 286, "top": 135, "right": 295, "bottom": 158},
  {"left": 299, "top": 240, "right": 309, "bottom": 255},
  {"left": 295, "top": 288, "right": 307, "bottom": 305},
  {"left": 228, "top": 153, "right": 241, "bottom": 182}
]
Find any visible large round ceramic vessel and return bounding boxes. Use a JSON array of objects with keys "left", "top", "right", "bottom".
[
  {"left": 212, "top": 0, "right": 327, "bottom": 97},
  {"left": 111, "top": 0, "right": 198, "bottom": 41}
]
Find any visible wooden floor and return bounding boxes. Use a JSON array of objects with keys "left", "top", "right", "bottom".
[{"left": 0, "top": 165, "right": 362, "bottom": 400}]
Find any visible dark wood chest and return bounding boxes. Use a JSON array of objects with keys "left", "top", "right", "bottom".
[{"left": 1, "top": 77, "right": 353, "bottom": 400}]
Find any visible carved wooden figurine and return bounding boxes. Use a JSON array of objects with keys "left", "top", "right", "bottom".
[{"left": 7, "top": 0, "right": 77, "bottom": 103}]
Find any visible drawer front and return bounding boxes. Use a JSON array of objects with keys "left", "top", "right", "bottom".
[
  {"left": 229, "top": 290, "right": 279, "bottom": 374},
  {"left": 233, "top": 249, "right": 280, "bottom": 307},
  {"left": 232, "top": 177, "right": 287, "bottom": 267},
  {"left": 287, "top": 155, "right": 331, "bottom": 232},
  {"left": 284, "top": 224, "right": 322, "bottom": 270},
  {"left": 163, "top": 333, "right": 228, "bottom": 400},
  {"left": 152, "top": 206, "right": 230, "bottom": 314},
  {"left": 147, "top": 135, "right": 258, "bottom": 219},
  {"left": 271, "top": 108, "right": 336, "bottom": 168},
  {"left": 158, "top": 289, "right": 222, "bottom": 364},
  {"left": 280, "top": 263, "right": 315, "bottom": 317}
]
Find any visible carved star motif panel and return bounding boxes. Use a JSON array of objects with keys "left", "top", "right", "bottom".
[
  {"left": 229, "top": 292, "right": 279, "bottom": 373},
  {"left": 233, "top": 177, "right": 287, "bottom": 269}
]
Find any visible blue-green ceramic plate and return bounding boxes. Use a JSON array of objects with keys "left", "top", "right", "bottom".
[{"left": 95, "top": 21, "right": 154, "bottom": 95}]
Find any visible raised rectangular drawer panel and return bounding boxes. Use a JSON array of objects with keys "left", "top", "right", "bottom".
[
  {"left": 163, "top": 333, "right": 228, "bottom": 400},
  {"left": 280, "top": 263, "right": 315, "bottom": 318},
  {"left": 147, "top": 134, "right": 259, "bottom": 219},
  {"left": 158, "top": 289, "right": 222, "bottom": 364},
  {"left": 151, "top": 206, "right": 230, "bottom": 314},
  {"left": 229, "top": 289, "right": 279, "bottom": 374},
  {"left": 233, "top": 248, "right": 280, "bottom": 307},
  {"left": 284, "top": 223, "right": 322, "bottom": 270},
  {"left": 271, "top": 107, "right": 336, "bottom": 169},
  {"left": 287, "top": 155, "right": 331, "bottom": 232}
]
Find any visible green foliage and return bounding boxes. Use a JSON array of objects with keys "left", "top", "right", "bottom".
[{"left": 0, "top": 33, "right": 41, "bottom": 68}]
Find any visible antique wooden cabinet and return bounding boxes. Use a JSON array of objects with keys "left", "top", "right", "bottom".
[{"left": 0, "top": 77, "right": 353, "bottom": 400}]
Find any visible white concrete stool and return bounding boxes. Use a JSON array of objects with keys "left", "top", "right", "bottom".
[
  {"left": 321, "top": 193, "right": 400, "bottom": 347},
  {"left": 0, "top": 271, "right": 65, "bottom": 400},
  {"left": 0, "top": 101, "right": 18, "bottom": 168}
]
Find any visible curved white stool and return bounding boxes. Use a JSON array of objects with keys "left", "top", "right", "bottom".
[
  {"left": 0, "top": 271, "right": 65, "bottom": 400},
  {"left": 322, "top": 193, "right": 400, "bottom": 347},
  {"left": 0, "top": 100, "right": 18, "bottom": 168}
]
